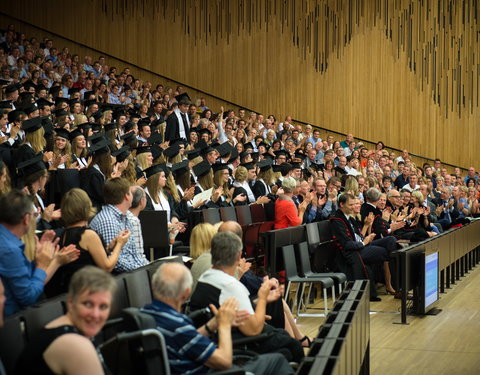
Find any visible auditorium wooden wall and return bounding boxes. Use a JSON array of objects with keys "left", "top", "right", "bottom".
[{"left": 2, "top": 0, "right": 479, "bottom": 168}]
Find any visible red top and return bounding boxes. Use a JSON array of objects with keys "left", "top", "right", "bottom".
[{"left": 274, "top": 197, "right": 302, "bottom": 229}]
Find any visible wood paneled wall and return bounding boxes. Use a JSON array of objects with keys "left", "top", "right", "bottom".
[{"left": 2, "top": 0, "right": 479, "bottom": 168}]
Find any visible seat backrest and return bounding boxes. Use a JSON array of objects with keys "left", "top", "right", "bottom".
[
  {"left": 281, "top": 245, "right": 299, "bottom": 279},
  {"left": 139, "top": 210, "right": 169, "bottom": 248},
  {"left": 122, "top": 308, "right": 170, "bottom": 375},
  {"left": 220, "top": 206, "right": 237, "bottom": 222},
  {"left": 235, "top": 205, "right": 252, "bottom": 226},
  {"left": 0, "top": 313, "right": 25, "bottom": 375},
  {"left": 250, "top": 204, "right": 266, "bottom": 223},
  {"left": 24, "top": 298, "right": 65, "bottom": 341},
  {"left": 109, "top": 276, "right": 129, "bottom": 319},
  {"left": 289, "top": 225, "right": 306, "bottom": 245},
  {"left": 306, "top": 222, "right": 320, "bottom": 246},
  {"left": 296, "top": 242, "right": 313, "bottom": 276},
  {"left": 202, "top": 208, "right": 221, "bottom": 224},
  {"left": 124, "top": 269, "right": 153, "bottom": 308},
  {"left": 317, "top": 220, "right": 333, "bottom": 242},
  {"left": 267, "top": 228, "right": 291, "bottom": 273}
]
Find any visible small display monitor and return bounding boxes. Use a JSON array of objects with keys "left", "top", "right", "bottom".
[{"left": 424, "top": 250, "right": 439, "bottom": 310}]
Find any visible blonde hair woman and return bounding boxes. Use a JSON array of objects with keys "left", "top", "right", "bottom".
[{"left": 189, "top": 223, "right": 218, "bottom": 291}]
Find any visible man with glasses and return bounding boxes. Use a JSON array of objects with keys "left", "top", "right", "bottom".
[
  {"left": 304, "top": 177, "right": 336, "bottom": 223},
  {"left": 0, "top": 190, "right": 79, "bottom": 316}
]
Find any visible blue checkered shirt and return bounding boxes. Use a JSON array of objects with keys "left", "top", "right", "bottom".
[{"left": 90, "top": 205, "right": 148, "bottom": 272}]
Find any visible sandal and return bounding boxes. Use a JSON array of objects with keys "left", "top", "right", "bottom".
[{"left": 298, "top": 336, "right": 312, "bottom": 347}]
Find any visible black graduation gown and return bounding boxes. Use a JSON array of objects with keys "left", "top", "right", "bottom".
[{"left": 80, "top": 167, "right": 105, "bottom": 212}]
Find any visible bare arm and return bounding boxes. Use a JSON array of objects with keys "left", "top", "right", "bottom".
[
  {"left": 44, "top": 333, "right": 104, "bottom": 375},
  {"left": 82, "top": 229, "right": 129, "bottom": 272}
]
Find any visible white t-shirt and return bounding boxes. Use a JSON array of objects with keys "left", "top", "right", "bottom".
[{"left": 197, "top": 268, "right": 254, "bottom": 314}]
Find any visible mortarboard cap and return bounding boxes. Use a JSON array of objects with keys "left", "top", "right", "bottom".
[
  {"left": 171, "top": 160, "right": 189, "bottom": 177},
  {"left": 215, "top": 142, "right": 233, "bottom": 158},
  {"left": 147, "top": 132, "right": 162, "bottom": 145},
  {"left": 104, "top": 123, "right": 117, "bottom": 132},
  {"left": 91, "top": 111, "right": 104, "bottom": 121},
  {"left": 123, "top": 121, "right": 135, "bottom": 133},
  {"left": 257, "top": 142, "right": 270, "bottom": 151},
  {"left": 91, "top": 123, "right": 103, "bottom": 132},
  {"left": 227, "top": 148, "right": 239, "bottom": 164},
  {"left": 89, "top": 138, "right": 111, "bottom": 155},
  {"left": 144, "top": 163, "right": 168, "bottom": 179},
  {"left": 112, "top": 146, "right": 131, "bottom": 163},
  {"left": 135, "top": 146, "right": 152, "bottom": 155},
  {"left": 17, "top": 153, "right": 46, "bottom": 176},
  {"left": 174, "top": 92, "right": 191, "bottom": 105},
  {"left": 294, "top": 150, "right": 306, "bottom": 161},
  {"left": 212, "top": 163, "right": 229, "bottom": 173},
  {"left": 8, "top": 109, "right": 24, "bottom": 123},
  {"left": 243, "top": 143, "right": 254, "bottom": 151},
  {"left": 272, "top": 165, "right": 283, "bottom": 173},
  {"left": 23, "top": 81, "right": 37, "bottom": 92},
  {"left": 69, "top": 129, "right": 83, "bottom": 141},
  {"left": 192, "top": 160, "right": 211, "bottom": 178},
  {"left": 197, "top": 139, "right": 214, "bottom": 156},
  {"left": 22, "top": 105, "right": 38, "bottom": 116},
  {"left": 19, "top": 92, "right": 33, "bottom": 101},
  {"left": 241, "top": 162, "right": 256, "bottom": 170},
  {"left": 290, "top": 162, "right": 302, "bottom": 169},
  {"left": 150, "top": 144, "right": 163, "bottom": 160},
  {"left": 88, "top": 132, "right": 107, "bottom": 144},
  {"left": 5, "top": 83, "right": 21, "bottom": 94},
  {"left": 0, "top": 101, "right": 13, "bottom": 110},
  {"left": 49, "top": 86, "right": 61, "bottom": 96},
  {"left": 185, "top": 148, "right": 201, "bottom": 160},
  {"left": 21, "top": 117, "right": 42, "bottom": 133},
  {"left": 68, "top": 87, "right": 80, "bottom": 96},
  {"left": 55, "top": 97, "right": 69, "bottom": 107},
  {"left": 55, "top": 128, "right": 71, "bottom": 140},
  {"left": 197, "top": 128, "right": 211, "bottom": 138},
  {"left": 121, "top": 131, "right": 136, "bottom": 145},
  {"left": 36, "top": 98, "right": 54, "bottom": 109},
  {"left": 77, "top": 122, "right": 92, "bottom": 131},
  {"left": 53, "top": 108, "right": 69, "bottom": 117},
  {"left": 163, "top": 143, "right": 181, "bottom": 159},
  {"left": 257, "top": 158, "right": 273, "bottom": 172},
  {"left": 83, "top": 91, "right": 95, "bottom": 100}
]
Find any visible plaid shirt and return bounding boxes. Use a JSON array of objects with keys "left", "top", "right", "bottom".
[
  {"left": 90, "top": 205, "right": 148, "bottom": 272},
  {"left": 126, "top": 211, "right": 144, "bottom": 255}
]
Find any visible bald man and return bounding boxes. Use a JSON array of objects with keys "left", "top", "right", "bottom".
[{"left": 142, "top": 263, "right": 293, "bottom": 374}]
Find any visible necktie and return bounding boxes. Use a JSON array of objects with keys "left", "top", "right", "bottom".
[{"left": 180, "top": 113, "right": 188, "bottom": 130}]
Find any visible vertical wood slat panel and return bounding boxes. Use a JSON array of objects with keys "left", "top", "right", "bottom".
[{"left": 1, "top": 0, "right": 479, "bottom": 168}]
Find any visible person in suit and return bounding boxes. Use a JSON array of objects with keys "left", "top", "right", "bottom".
[
  {"left": 164, "top": 93, "right": 191, "bottom": 142},
  {"left": 330, "top": 193, "right": 397, "bottom": 299}
]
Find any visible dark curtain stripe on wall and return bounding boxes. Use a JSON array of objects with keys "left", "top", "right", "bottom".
[{"left": 98, "top": 0, "right": 480, "bottom": 119}]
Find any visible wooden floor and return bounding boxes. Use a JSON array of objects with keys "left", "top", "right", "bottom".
[{"left": 296, "top": 264, "right": 480, "bottom": 374}]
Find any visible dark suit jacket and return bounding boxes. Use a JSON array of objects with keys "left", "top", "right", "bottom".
[
  {"left": 329, "top": 209, "right": 364, "bottom": 253},
  {"left": 164, "top": 111, "right": 189, "bottom": 141},
  {"left": 360, "top": 202, "right": 387, "bottom": 237}
]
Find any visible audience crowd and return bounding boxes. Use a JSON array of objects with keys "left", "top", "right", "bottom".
[{"left": 0, "top": 22, "right": 479, "bottom": 374}]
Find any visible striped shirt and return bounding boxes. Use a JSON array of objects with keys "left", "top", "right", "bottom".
[
  {"left": 90, "top": 205, "right": 148, "bottom": 272},
  {"left": 142, "top": 299, "right": 216, "bottom": 374}
]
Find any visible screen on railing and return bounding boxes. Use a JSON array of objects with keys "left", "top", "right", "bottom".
[{"left": 425, "top": 251, "right": 439, "bottom": 309}]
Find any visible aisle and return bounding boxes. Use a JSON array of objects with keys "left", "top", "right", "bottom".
[{"left": 296, "top": 265, "right": 480, "bottom": 374}]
